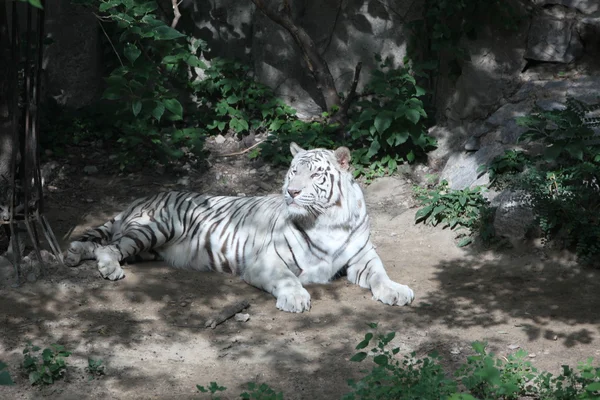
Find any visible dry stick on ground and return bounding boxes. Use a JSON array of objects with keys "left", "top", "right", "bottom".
[
  {"left": 170, "top": 0, "right": 182, "bottom": 28},
  {"left": 204, "top": 299, "right": 250, "bottom": 329}
]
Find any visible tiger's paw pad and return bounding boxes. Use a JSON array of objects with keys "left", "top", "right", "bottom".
[
  {"left": 372, "top": 280, "right": 414, "bottom": 306},
  {"left": 98, "top": 260, "right": 125, "bottom": 281},
  {"left": 276, "top": 287, "right": 311, "bottom": 313}
]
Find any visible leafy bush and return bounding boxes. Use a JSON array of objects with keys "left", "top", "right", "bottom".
[
  {"left": 22, "top": 342, "right": 71, "bottom": 385},
  {"left": 86, "top": 358, "right": 105, "bottom": 380},
  {"left": 70, "top": 0, "right": 207, "bottom": 169},
  {"left": 347, "top": 56, "right": 436, "bottom": 179},
  {"left": 414, "top": 180, "right": 491, "bottom": 247},
  {"left": 343, "top": 323, "right": 457, "bottom": 400},
  {"left": 481, "top": 98, "right": 600, "bottom": 264}
]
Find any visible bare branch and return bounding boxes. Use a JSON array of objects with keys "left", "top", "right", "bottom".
[
  {"left": 171, "top": 0, "right": 182, "bottom": 28},
  {"left": 251, "top": 0, "right": 341, "bottom": 111},
  {"left": 93, "top": 13, "right": 124, "bottom": 67},
  {"left": 204, "top": 300, "right": 250, "bottom": 329}
]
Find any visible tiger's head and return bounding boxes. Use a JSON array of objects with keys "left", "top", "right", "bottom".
[{"left": 282, "top": 142, "right": 353, "bottom": 220}]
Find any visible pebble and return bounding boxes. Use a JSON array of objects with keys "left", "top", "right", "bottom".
[
  {"left": 83, "top": 165, "right": 98, "bottom": 175},
  {"left": 234, "top": 313, "right": 250, "bottom": 322},
  {"left": 215, "top": 135, "right": 226, "bottom": 144},
  {"left": 508, "top": 344, "right": 520, "bottom": 350}
]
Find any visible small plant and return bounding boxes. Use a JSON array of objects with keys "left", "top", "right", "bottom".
[
  {"left": 86, "top": 358, "right": 105, "bottom": 380},
  {"left": 414, "top": 180, "right": 490, "bottom": 247},
  {"left": 344, "top": 323, "right": 457, "bottom": 400},
  {"left": 479, "top": 149, "right": 530, "bottom": 188},
  {"left": 456, "top": 342, "right": 538, "bottom": 399},
  {"left": 197, "top": 381, "right": 227, "bottom": 399},
  {"left": 0, "top": 361, "right": 15, "bottom": 386},
  {"left": 347, "top": 56, "right": 436, "bottom": 180},
  {"left": 22, "top": 342, "right": 71, "bottom": 385}
]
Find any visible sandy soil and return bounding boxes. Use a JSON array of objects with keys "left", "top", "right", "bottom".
[{"left": 1, "top": 141, "right": 599, "bottom": 399}]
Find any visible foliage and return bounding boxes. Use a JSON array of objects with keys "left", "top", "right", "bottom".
[
  {"left": 407, "top": 0, "right": 523, "bottom": 81},
  {"left": 190, "top": 324, "right": 600, "bottom": 399},
  {"left": 343, "top": 323, "right": 457, "bottom": 400},
  {"left": 480, "top": 98, "right": 600, "bottom": 264},
  {"left": 18, "top": 0, "right": 43, "bottom": 8},
  {"left": 86, "top": 358, "right": 105, "bottom": 380},
  {"left": 197, "top": 381, "right": 227, "bottom": 399},
  {"left": 0, "top": 361, "right": 15, "bottom": 386},
  {"left": 347, "top": 56, "right": 435, "bottom": 180},
  {"left": 71, "top": 0, "right": 207, "bottom": 169},
  {"left": 240, "top": 382, "right": 284, "bottom": 400},
  {"left": 414, "top": 180, "right": 491, "bottom": 247},
  {"left": 456, "top": 342, "right": 537, "bottom": 399},
  {"left": 22, "top": 342, "right": 71, "bottom": 386}
]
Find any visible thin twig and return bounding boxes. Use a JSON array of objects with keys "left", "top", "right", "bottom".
[
  {"left": 171, "top": 0, "right": 182, "bottom": 28},
  {"left": 214, "top": 140, "right": 265, "bottom": 157},
  {"left": 93, "top": 13, "right": 124, "bottom": 67}
]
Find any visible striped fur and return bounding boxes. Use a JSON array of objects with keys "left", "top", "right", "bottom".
[{"left": 64, "top": 143, "right": 414, "bottom": 312}]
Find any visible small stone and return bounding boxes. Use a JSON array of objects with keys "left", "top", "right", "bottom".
[
  {"left": 257, "top": 182, "right": 271, "bottom": 191},
  {"left": 552, "top": 335, "right": 558, "bottom": 341},
  {"left": 179, "top": 301, "right": 188, "bottom": 307},
  {"left": 86, "top": 198, "right": 94, "bottom": 203},
  {"left": 108, "top": 154, "right": 118, "bottom": 160},
  {"left": 215, "top": 135, "right": 226, "bottom": 144},
  {"left": 390, "top": 232, "right": 397, "bottom": 237},
  {"left": 234, "top": 313, "right": 250, "bottom": 322},
  {"left": 177, "top": 177, "right": 190, "bottom": 186},
  {"left": 83, "top": 165, "right": 98, "bottom": 175},
  {"left": 249, "top": 169, "right": 257, "bottom": 174},
  {"left": 528, "top": 353, "right": 537, "bottom": 358},
  {"left": 450, "top": 346, "right": 461, "bottom": 355},
  {"left": 237, "top": 193, "right": 246, "bottom": 197},
  {"left": 508, "top": 344, "right": 520, "bottom": 350},
  {"left": 464, "top": 136, "right": 480, "bottom": 151}
]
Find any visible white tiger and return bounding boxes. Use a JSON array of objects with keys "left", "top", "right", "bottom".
[{"left": 64, "top": 143, "right": 414, "bottom": 312}]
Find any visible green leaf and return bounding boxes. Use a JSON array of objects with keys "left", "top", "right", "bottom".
[
  {"left": 415, "top": 205, "right": 433, "bottom": 223},
  {"left": 123, "top": 43, "right": 141, "bottom": 64},
  {"left": 163, "top": 98, "right": 183, "bottom": 120},
  {"left": 586, "top": 382, "right": 600, "bottom": 392},
  {"left": 405, "top": 108, "right": 421, "bottom": 124},
  {"left": 350, "top": 352, "right": 368, "bottom": 362},
  {"left": 374, "top": 111, "right": 394, "bottom": 134},
  {"left": 457, "top": 237, "right": 473, "bottom": 247},
  {"left": 102, "top": 86, "right": 122, "bottom": 101},
  {"left": 152, "top": 102, "right": 165, "bottom": 122},
  {"left": 132, "top": 100, "right": 142, "bottom": 116},
  {"left": 26, "top": 0, "right": 43, "bottom": 8},
  {"left": 153, "top": 25, "right": 186, "bottom": 41},
  {"left": 356, "top": 333, "right": 373, "bottom": 349},
  {"left": 185, "top": 55, "right": 207, "bottom": 69},
  {"left": 0, "top": 370, "right": 14, "bottom": 386},
  {"left": 543, "top": 145, "right": 562, "bottom": 161},
  {"left": 406, "top": 150, "right": 415, "bottom": 162},
  {"left": 366, "top": 140, "right": 381, "bottom": 159},
  {"left": 415, "top": 85, "right": 426, "bottom": 96},
  {"left": 373, "top": 354, "right": 388, "bottom": 366}
]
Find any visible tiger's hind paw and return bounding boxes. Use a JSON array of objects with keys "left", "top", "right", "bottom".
[
  {"left": 276, "top": 286, "right": 311, "bottom": 313},
  {"left": 371, "top": 279, "right": 414, "bottom": 306}
]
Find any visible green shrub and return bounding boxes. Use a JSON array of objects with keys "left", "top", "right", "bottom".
[
  {"left": 22, "top": 342, "right": 71, "bottom": 385},
  {"left": 414, "top": 180, "right": 491, "bottom": 247},
  {"left": 347, "top": 56, "right": 436, "bottom": 180},
  {"left": 481, "top": 98, "right": 600, "bottom": 264}
]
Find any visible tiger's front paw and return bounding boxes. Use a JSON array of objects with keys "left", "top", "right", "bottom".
[
  {"left": 371, "top": 279, "right": 414, "bottom": 306},
  {"left": 276, "top": 286, "right": 311, "bottom": 313}
]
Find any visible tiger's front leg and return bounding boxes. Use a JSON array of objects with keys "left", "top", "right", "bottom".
[
  {"left": 242, "top": 260, "right": 311, "bottom": 313},
  {"left": 346, "top": 243, "right": 414, "bottom": 306}
]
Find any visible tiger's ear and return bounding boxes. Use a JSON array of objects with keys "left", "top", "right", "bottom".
[
  {"left": 334, "top": 146, "right": 351, "bottom": 171},
  {"left": 290, "top": 142, "right": 305, "bottom": 156}
]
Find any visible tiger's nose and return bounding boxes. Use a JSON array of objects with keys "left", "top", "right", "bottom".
[{"left": 287, "top": 188, "right": 301, "bottom": 198}]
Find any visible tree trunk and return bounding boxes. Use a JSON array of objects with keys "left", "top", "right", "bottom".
[{"left": 0, "top": 0, "right": 17, "bottom": 217}]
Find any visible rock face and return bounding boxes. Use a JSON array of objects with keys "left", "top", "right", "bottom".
[{"left": 491, "top": 189, "right": 535, "bottom": 241}]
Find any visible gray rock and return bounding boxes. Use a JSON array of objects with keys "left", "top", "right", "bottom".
[
  {"left": 492, "top": 189, "right": 535, "bottom": 241},
  {"left": 577, "top": 16, "right": 600, "bottom": 56},
  {"left": 439, "top": 144, "right": 505, "bottom": 190},
  {"left": 214, "top": 135, "right": 226, "bottom": 145},
  {"left": 525, "top": 15, "right": 583, "bottom": 63},
  {"left": 464, "top": 136, "right": 480, "bottom": 151},
  {"left": 532, "top": 0, "right": 600, "bottom": 15},
  {"left": 83, "top": 165, "right": 98, "bottom": 175},
  {"left": 177, "top": 177, "right": 190, "bottom": 186}
]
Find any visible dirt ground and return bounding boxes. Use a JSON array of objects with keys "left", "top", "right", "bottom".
[{"left": 1, "top": 138, "right": 599, "bottom": 399}]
